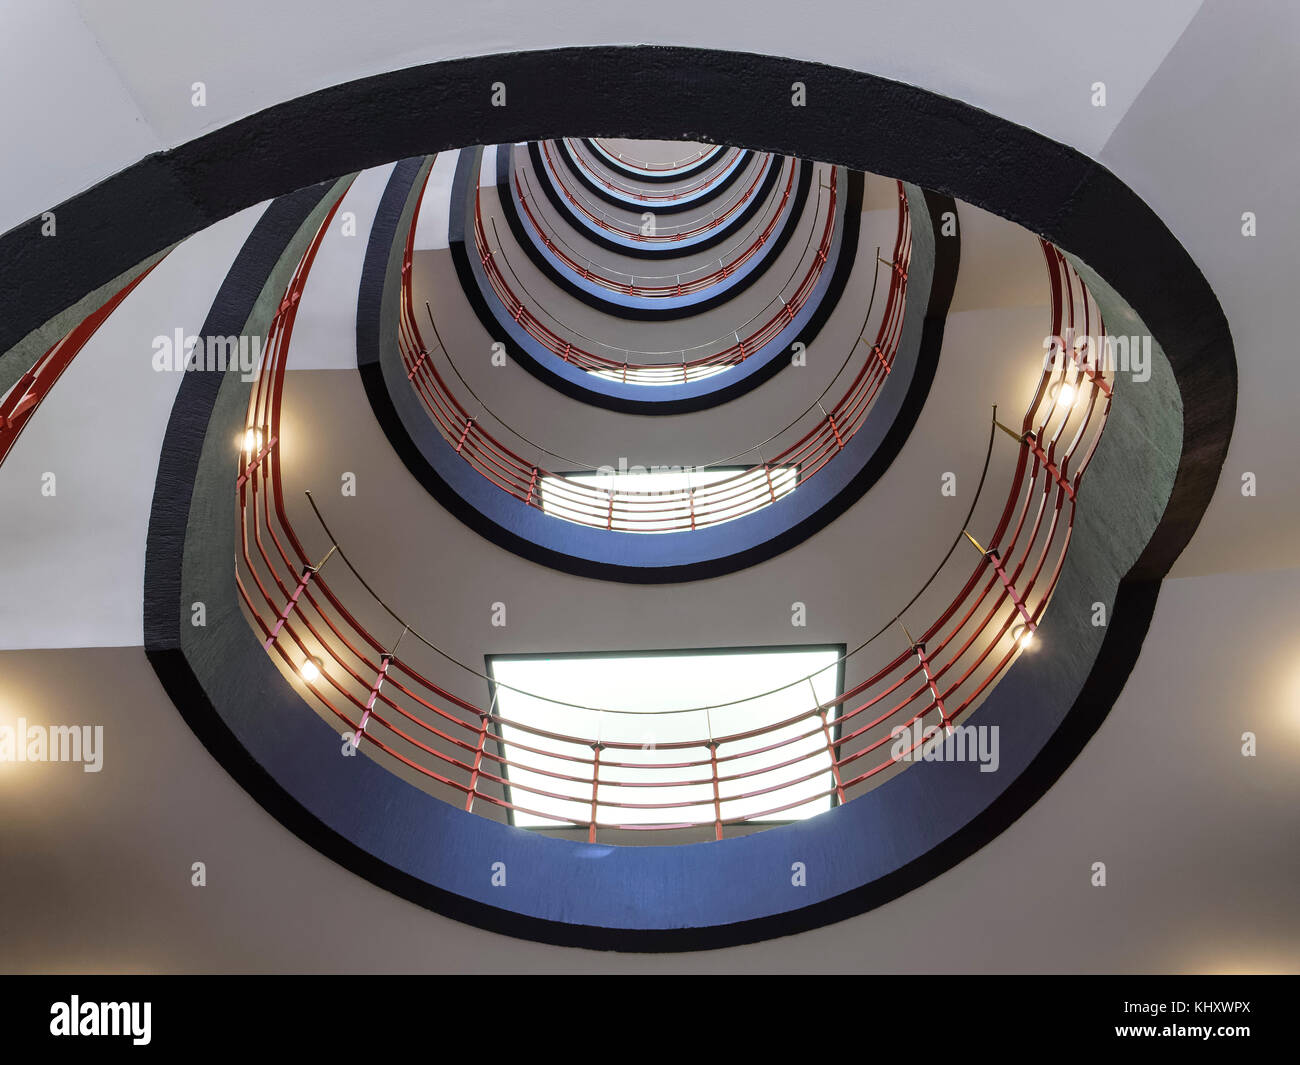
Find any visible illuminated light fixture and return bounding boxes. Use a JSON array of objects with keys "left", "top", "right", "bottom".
[
  {"left": 1048, "top": 381, "right": 1077, "bottom": 407},
  {"left": 299, "top": 656, "right": 323, "bottom": 683},
  {"left": 242, "top": 426, "right": 263, "bottom": 455},
  {"left": 1011, "top": 624, "right": 1035, "bottom": 649}
]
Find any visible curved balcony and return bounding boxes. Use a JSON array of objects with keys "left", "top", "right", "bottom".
[
  {"left": 583, "top": 138, "right": 727, "bottom": 181},
  {"left": 493, "top": 156, "right": 811, "bottom": 381},
  {"left": 529, "top": 141, "right": 783, "bottom": 257},
  {"left": 506, "top": 147, "right": 810, "bottom": 316},
  {"left": 419, "top": 169, "right": 896, "bottom": 531},
  {"left": 372, "top": 157, "right": 939, "bottom": 579},
  {"left": 0, "top": 263, "right": 159, "bottom": 465},
  {"left": 240, "top": 184, "right": 1113, "bottom": 842},
  {"left": 552, "top": 138, "right": 755, "bottom": 213},
  {"left": 452, "top": 151, "right": 859, "bottom": 411}
]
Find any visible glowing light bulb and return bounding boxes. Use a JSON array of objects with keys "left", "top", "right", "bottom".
[
  {"left": 1011, "top": 624, "right": 1035, "bottom": 649},
  {"left": 299, "top": 657, "right": 322, "bottom": 683},
  {"left": 242, "top": 427, "right": 262, "bottom": 455},
  {"left": 1049, "top": 381, "right": 1077, "bottom": 408}
]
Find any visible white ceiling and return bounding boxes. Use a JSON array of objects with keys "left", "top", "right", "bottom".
[
  {"left": 0, "top": 203, "right": 265, "bottom": 648},
  {"left": 2, "top": 0, "right": 1203, "bottom": 231}
]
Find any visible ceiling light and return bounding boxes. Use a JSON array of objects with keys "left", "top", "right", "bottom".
[
  {"left": 1011, "top": 624, "right": 1035, "bottom": 649},
  {"left": 299, "top": 657, "right": 323, "bottom": 683},
  {"left": 242, "top": 427, "right": 262, "bottom": 455},
  {"left": 1049, "top": 381, "right": 1077, "bottom": 407}
]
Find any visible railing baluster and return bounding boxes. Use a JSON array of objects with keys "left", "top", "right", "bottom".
[
  {"left": 819, "top": 401, "right": 844, "bottom": 450},
  {"left": 964, "top": 530, "right": 1038, "bottom": 637},
  {"left": 262, "top": 544, "right": 336, "bottom": 650},
  {"left": 353, "top": 653, "right": 392, "bottom": 751},
  {"left": 466, "top": 688, "right": 497, "bottom": 813},
  {"left": 900, "top": 622, "right": 953, "bottom": 734},
  {"left": 707, "top": 739, "right": 723, "bottom": 841},
  {"left": 994, "top": 418, "right": 1076, "bottom": 501},
  {"left": 588, "top": 743, "right": 602, "bottom": 843},
  {"left": 454, "top": 417, "right": 474, "bottom": 454},
  {"left": 353, "top": 625, "right": 408, "bottom": 752},
  {"left": 810, "top": 678, "right": 846, "bottom": 804},
  {"left": 236, "top": 433, "right": 279, "bottom": 490}
]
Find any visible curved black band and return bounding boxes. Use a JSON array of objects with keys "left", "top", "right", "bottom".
[
  {"left": 498, "top": 145, "right": 813, "bottom": 320},
  {"left": 530, "top": 142, "right": 785, "bottom": 259},
  {"left": 580, "top": 137, "right": 729, "bottom": 184},
  {"left": 551, "top": 141, "right": 757, "bottom": 215},
  {"left": 142, "top": 177, "right": 1176, "bottom": 950},
  {"left": 367, "top": 164, "right": 938, "bottom": 583},
  {"left": 451, "top": 151, "right": 860, "bottom": 415}
]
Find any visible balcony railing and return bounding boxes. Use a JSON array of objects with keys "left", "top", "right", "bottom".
[
  {"left": 559, "top": 138, "right": 747, "bottom": 203},
  {"left": 536, "top": 140, "right": 776, "bottom": 243},
  {"left": 237, "top": 178, "right": 1111, "bottom": 842},
  {"left": 0, "top": 261, "right": 161, "bottom": 465},
  {"left": 586, "top": 138, "right": 725, "bottom": 175},
  {"left": 484, "top": 172, "right": 836, "bottom": 385},
  {"left": 429, "top": 170, "right": 902, "bottom": 531},
  {"left": 514, "top": 152, "right": 798, "bottom": 294},
  {"left": 474, "top": 166, "right": 840, "bottom": 384},
  {"left": 0, "top": 157, "right": 1113, "bottom": 847}
]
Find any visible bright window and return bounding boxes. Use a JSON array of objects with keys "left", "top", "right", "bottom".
[
  {"left": 590, "top": 362, "right": 733, "bottom": 386},
  {"left": 487, "top": 645, "right": 842, "bottom": 830},
  {"left": 539, "top": 465, "right": 798, "bottom": 532}
]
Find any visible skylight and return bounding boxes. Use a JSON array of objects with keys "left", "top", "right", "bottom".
[
  {"left": 589, "top": 361, "right": 733, "bottom": 385},
  {"left": 539, "top": 465, "right": 798, "bottom": 532},
  {"left": 487, "top": 645, "right": 842, "bottom": 831}
]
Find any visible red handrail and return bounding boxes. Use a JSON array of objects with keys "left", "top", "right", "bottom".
[
  {"left": 538, "top": 140, "right": 778, "bottom": 244},
  {"left": 234, "top": 164, "right": 1111, "bottom": 842},
  {"left": 587, "top": 139, "right": 723, "bottom": 174},
  {"left": 420, "top": 172, "right": 903, "bottom": 532},
  {"left": 519, "top": 149, "right": 796, "bottom": 295},
  {"left": 0, "top": 259, "right": 164, "bottom": 465},
  {"left": 0, "top": 166, "right": 1110, "bottom": 843},
  {"left": 475, "top": 165, "right": 838, "bottom": 384},
  {"left": 560, "top": 138, "right": 747, "bottom": 203}
]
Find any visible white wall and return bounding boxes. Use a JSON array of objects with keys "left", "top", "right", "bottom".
[
  {"left": 4, "top": 0, "right": 1201, "bottom": 231},
  {"left": 290, "top": 163, "right": 396, "bottom": 370},
  {"left": 0, "top": 203, "right": 265, "bottom": 648}
]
